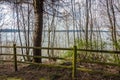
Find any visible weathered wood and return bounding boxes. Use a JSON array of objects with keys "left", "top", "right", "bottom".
[
  {"left": 13, "top": 44, "right": 18, "bottom": 71},
  {"left": 0, "top": 46, "right": 13, "bottom": 48},
  {"left": 1, "top": 45, "right": 120, "bottom": 54},
  {"left": 17, "top": 54, "right": 66, "bottom": 60},
  {"left": 16, "top": 46, "right": 120, "bottom": 54},
  {"left": 72, "top": 46, "right": 77, "bottom": 80},
  {"left": 16, "top": 46, "right": 73, "bottom": 50},
  {"left": 1, "top": 45, "right": 120, "bottom": 78}
]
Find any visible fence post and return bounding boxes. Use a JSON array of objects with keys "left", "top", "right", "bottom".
[
  {"left": 13, "top": 44, "right": 18, "bottom": 71},
  {"left": 72, "top": 45, "right": 77, "bottom": 80}
]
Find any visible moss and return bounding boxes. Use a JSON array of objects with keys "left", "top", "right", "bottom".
[
  {"left": 7, "top": 77, "right": 22, "bottom": 80},
  {"left": 39, "top": 78, "right": 46, "bottom": 80}
]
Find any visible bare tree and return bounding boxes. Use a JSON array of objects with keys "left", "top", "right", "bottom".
[{"left": 33, "top": 0, "right": 44, "bottom": 63}]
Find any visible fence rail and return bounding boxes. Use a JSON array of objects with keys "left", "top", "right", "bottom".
[{"left": 0, "top": 44, "right": 120, "bottom": 80}]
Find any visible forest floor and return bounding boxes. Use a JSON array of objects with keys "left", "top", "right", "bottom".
[{"left": 0, "top": 62, "right": 120, "bottom": 80}]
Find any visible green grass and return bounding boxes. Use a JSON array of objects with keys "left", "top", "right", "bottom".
[{"left": 39, "top": 78, "right": 46, "bottom": 80}]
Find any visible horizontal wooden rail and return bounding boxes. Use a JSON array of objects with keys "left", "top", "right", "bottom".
[
  {"left": 17, "top": 61, "right": 72, "bottom": 69},
  {"left": 16, "top": 46, "right": 73, "bottom": 50},
  {"left": 0, "top": 54, "right": 72, "bottom": 61},
  {"left": 1, "top": 45, "right": 120, "bottom": 54},
  {"left": 17, "top": 61, "right": 120, "bottom": 77},
  {"left": 0, "top": 46, "right": 13, "bottom": 48},
  {"left": 1, "top": 59, "right": 119, "bottom": 77},
  {"left": 0, "top": 60, "right": 14, "bottom": 62},
  {"left": 17, "top": 54, "right": 66, "bottom": 60},
  {"left": 1, "top": 55, "right": 120, "bottom": 67},
  {"left": 0, "top": 54, "right": 14, "bottom": 56},
  {"left": 79, "top": 60, "right": 120, "bottom": 67},
  {"left": 16, "top": 46, "right": 120, "bottom": 54},
  {"left": 1, "top": 59, "right": 120, "bottom": 79},
  {"left": 1, "top": 58, "right": 120, "bottom": 67},
  {"left": 1, "top": 45, "right": 120, "bottom": 79},
  {"left": 77, "top": 49, "right": 120, "bottom": 54}
]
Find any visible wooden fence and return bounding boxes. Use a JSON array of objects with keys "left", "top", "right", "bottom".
[{"left": 0, "top": 44, "right": 120, "bottom": 80}]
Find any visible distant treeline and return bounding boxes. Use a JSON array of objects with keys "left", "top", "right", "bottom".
[{"left": 0, "top": 29, "right": 120, "bottom": 33}]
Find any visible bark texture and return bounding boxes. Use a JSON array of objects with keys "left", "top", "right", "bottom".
[{"left": 33, "top": 0, "right": 44, "bottom": 63}]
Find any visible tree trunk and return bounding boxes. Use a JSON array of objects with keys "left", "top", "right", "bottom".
[{"left": 33, "top": 0, "right": 44, "bottom": 63}]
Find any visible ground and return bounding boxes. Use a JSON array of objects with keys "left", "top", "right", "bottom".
[{"left": 0, "top": 62, "right": 120, "bottom": 80}]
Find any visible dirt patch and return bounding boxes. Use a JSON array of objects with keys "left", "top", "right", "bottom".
[{"left": 0, "top": 62, "right": 120, "bottom": 80}]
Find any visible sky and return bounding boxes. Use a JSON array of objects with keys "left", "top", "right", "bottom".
[
  {"left": 0, "top": 1, "right": 110, "bottom": 31},
  {"left": 0, "top": 3, "right": 14, "bottom": 29}
]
